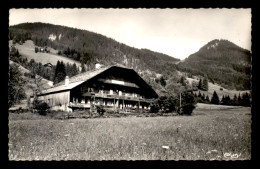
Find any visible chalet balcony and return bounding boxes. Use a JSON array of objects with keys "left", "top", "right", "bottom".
[
  {"left": 69, "top": 102, "right": 91, "bottom": 108},
  {"left": 92, "top": 92, "right": 150, "bottom": 102},
  {"left": 69, "top": 102, "right": 150, "bottom": 111}
]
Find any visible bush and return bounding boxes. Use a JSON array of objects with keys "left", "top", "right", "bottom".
[
  {"left": 150, "top": 101, "right": 160, "bottom": 113},
  {"left": 178, "top": 104, "right": 196, "bottom": 115},
  {"left": 32, "top": 99, "right": 50, "bottom": 115},
  {"left": 96, "top": 105, "right": 106, "bottom": 116},
  {"left": 24, "top": 72, "right": 31, "bottom": 77}
]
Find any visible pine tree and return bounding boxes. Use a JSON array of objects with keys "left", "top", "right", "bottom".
[
  {"left": 67, "top": 47, "right": 71, "bottom": 56},
  {"left": 198, "top": 79, "right": 202, "bottom": 90},
  {"left": 202, "top": 75, "right": 209, "bottom": 91},
  {"left": 205, "top": 95, "right": 210, "bottom": 103},
  {"left": 238, "top": 93, "right": 242, "bottom": 106},
  {"left": 180, "top": 76, "right": 186, "bottom": 86},
  {"left": 72, "top": 63, "right": 78, "bottom": 76},
  {"left": 241, "top": 92, "right": 251, "bottom": 107},
  {"left": 160, "top": 76, "right": 166, "bottom": 87},
  {"left": 53, "top": 60, "right": 60, "bottom": 82},
  {"left": 53, "top": 61, "right": 66, "bottom": 84},
  {"left": 226, "top": 95, "right": 231, "bottom": 105},
  {"left": 202, "top": 93, "right": 205, "bottom": 101},
  {"left": 198, "top": 91, "right": 202, "bottom": 98},
  {"left": 232, "top": 94, "right": 238, "bottom": 106},
  {"left": 81, "top": 62, "right": 86, "bottom": 73},
  {"left": 66, "top": 63, "right": 71, "bottom": 77},
  {"left": 211, "top": 91, "right": 219, "bottom": 105},
  {"left": 221, "top": 95, "right": 225, "bottom": 105},
  {"left": 15, "top": 49, "right": 20, "bottom": 57}
]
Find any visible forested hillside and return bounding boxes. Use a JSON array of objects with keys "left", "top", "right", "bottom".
[
  {"left": 177, "top": 39, "right": 251, "bottom": 90},
  {"left": 9, "top": 22, "right": 180, "bottom": 75}
]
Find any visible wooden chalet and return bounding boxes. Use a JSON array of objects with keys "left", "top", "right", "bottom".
[{"left": 34, "top": 65, "right": 158, "bottom": 112}]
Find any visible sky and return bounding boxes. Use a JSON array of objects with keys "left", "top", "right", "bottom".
[{"left": 9, "top": 8, "right": 251, "bottom": 60}]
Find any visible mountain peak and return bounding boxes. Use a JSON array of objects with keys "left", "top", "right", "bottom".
[
  {"left": 178, "top": 39, "right": 251, "bottom": 90},
  {"left": 200, "top": 39, "right": 247, "bottom": 52}
]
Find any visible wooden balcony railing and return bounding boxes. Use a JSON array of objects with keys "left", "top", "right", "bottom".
[
  {"left": 69, "top": 102, "right": 91, "bottom": 108},
  {"left": 93, "top": 93, "right": 149, "bottom": 102}
]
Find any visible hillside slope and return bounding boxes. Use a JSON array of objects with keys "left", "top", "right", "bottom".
[
  {"left": 177, "top": 39, "right": 251, "bottom": 90},
  {"left": 9, "top": 60, "right": 53, "bottom": 97},
  {"left": 9, "top": 22, "right": 180, "bottom": 75},
  {"left": 9, "top": 40, "right": 82, "bottom": 70},
  {"left": 186, "top": 77, "right": 250, "bottom": 99}
]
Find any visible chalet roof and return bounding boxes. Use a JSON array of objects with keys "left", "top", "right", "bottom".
[
  {"left": 39, "top": 80, "right": 85, "bottom": 95},
  {"left": 39, "top": 65, "right": 128, "bottom": 95},
  {"left": 54, "top": 65, "right": 112, "bottom": 87},
  {"left": 38, "top": 64, "right": 158, "bottom": 98}
]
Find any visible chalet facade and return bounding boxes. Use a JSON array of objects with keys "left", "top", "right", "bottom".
[{"left": 34, "top": 65, "right": 158, "bottom": 112}]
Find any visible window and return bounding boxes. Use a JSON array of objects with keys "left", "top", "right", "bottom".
[{"left": 110, "top": 90, "right": 113, "bottom": 95}]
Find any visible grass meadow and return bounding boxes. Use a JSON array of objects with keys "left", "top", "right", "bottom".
[
  {"left": 186, "top": 77, "right": 250, "bottom": 99},
  {"left": 9, "top": 40, "right": 82, "bottom": 69},
  {"left": 8, "top": 105, "right": 251, "bottom": 160}
]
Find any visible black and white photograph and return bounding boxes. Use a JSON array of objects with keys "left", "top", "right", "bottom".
[{"left": 8, "top": 8, "right": 251, "bottom": 161}]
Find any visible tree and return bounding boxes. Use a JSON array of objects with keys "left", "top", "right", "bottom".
[
  {"left": 66, "top": 63, "right": 72, "bottom": 77},
  {"left": 192, "top": 81, "right": 198, "bottom": 91},
  {"left": 15, "top": 49, "right": 20, "bottom": 57},
  {"left": 221, "top": 95, "right": 231, "bottom": 105},
  {"left": 196, "top": 91, "right": 203, "bottom": 103},
  {"left": 8, "top": 63, "right": 26, "bottom": 108},
  {"left": 150, "top": 99, "right": 160, "bottom": 113},
  {"left": 205, "top": 95, "right": 210, "bottom": 103},
  {"left": 96, "top": 105, "right": 105, "bottom": 116},
  {"left": 202, "top": 75, "right": 209, "bottom": 91},
  {"left": 32, "top": 98, "right": 50, "bottom": 115},
  {"left": 28, "top": 63, "right": 45, "bottom": 99},
  {"left": 53, "top": 61, "right": 66, "bottom": 84},
  {"left": 198, "top": 91, "right": 202, "bottom": 98},
  {"left": 151, "top": 95, "right": 177, "bottom": 113},
  {"left": 220, "top": 95, "right": 225, "bottom": 105},
  {"left": 232, "top": 94, "right": 238, "bottom": 106},
  {"left": 211, "top": 91, "right": 219, "bottom": 105},
  {"left": 71, "top": 63, "right": 79, "bottom": 76},
  {"left": 202, "top": 93, "right": 205, "bottom": 101},
  {"left": 198, "top": 78, "right": 202, "bottom": 90},
  {"left": 238, "top": 93, "right": 242, "bottom": 106},
  {"left": 67, "top": 47, "right": 71, "bottom": 56},
  {"left": 81, "top": 62, "right": 86, "bottom": 73},
  {"left": 241, "top": 92, "right": 251, "bottom": 107},
  {"left": 178, "top": 91, "right": 196, "bottom": 115},
  {"left": 226, "top": 95, "right": 231, "bottom": 105},
  {"left": 160, "top": 76, "right": 166, "bottom": 87},
  {"left": 180, "top": 76, "right": 186, "bottom": 86},
  {"left": 10, "top": 46, "right": 17, "bottom": 56}
]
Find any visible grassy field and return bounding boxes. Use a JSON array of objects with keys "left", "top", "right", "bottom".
[
  {"left": 186, "top": 77, "right": 250, "bottom": 99},
  {"left": 9, "top": 40, "right": 82, "bottom": 70},
  {"left": 8, "top": 105, "right": 251, "bottom": 160}
]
